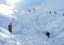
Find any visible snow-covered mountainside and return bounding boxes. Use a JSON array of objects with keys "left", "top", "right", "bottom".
[
  {"left": 0, "top": 0, "right": 64, "bottom": 45},
  {"left": 0, "top": 27, "right": 22, "bottom": 45}
]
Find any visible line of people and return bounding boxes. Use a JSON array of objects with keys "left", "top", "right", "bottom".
[
  {"left": 28, "top": 8, "right": 64, "bottom": 16},
  {"left": 47, "top": 11, "right": 57, "bottom": 14}
]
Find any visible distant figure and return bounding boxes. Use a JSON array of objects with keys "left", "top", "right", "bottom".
[
  {"left": 50, "top": 11, "right": 51, "bottom": 14},
  {"left": 29, "top": 10, "right": 31, "bottom": 12},
  {"left": 33, "top": 8, "right": 36, "bottom": 13},
  {"left": 54, "top": 11, "right": 57, "bottom": 14},
  {"left": 47, "top": 12, "right": 48, "bottom": 13},
  {"left": 8, "top": 23, "right": 12, "bottom": 33},
  {"left": 12, "top": 18, "right": 14, "bottom": 20},
  {"left": 46, "top": 31, "right": 50, "bottom": 38},
  {"left": 63, "top": 13, "right": 64, "bottom": 16}
]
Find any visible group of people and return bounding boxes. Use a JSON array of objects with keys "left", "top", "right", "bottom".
[
  {"left": 48, "top": 11, "right": 64, "bottom": 16},
  {"left": 29, "top": 8, "right": 36, "bottom": 13},
  {"left": 28, "top": 8, "right": 64, "bottom": 17},
  {"left": 48, "top": 11, "right": 57, "bottom": 14}
]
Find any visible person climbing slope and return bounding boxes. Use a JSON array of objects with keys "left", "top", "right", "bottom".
[
  {"left": 46, "top": 31, "right": 50, "bottom": 38},
  {"left": 8, "top": 23, "right": 12, "bottom": 33}
]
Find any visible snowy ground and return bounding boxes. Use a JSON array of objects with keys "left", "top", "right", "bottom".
[{"left": 0, "top": 0, "right": 64, "bottom": 45}]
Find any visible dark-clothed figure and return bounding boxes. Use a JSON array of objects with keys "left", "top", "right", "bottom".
[
  {"left": 50, "top": 11, "right": 51, "bottom": 14},
  {"left": 54, "top": 11, "right": 57, "bottom": 14},
  {"left": 8, "top": 23, "right": 12, "bottom": 33},
  {"left": 63, "top": 13, "right": 64, "bottom": 16},
  {"left": 33, "top": 8, "right": 36, "bottom": 13},
  {"left": 46, "top": 31, "right": 50, "bottom": 38},
  {"left": 29, "top": 10, "right": 31, "bottom": 12}
]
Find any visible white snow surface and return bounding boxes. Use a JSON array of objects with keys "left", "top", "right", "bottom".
[{"left": 0, "top": 0, "right": 64, "bottom": 45}]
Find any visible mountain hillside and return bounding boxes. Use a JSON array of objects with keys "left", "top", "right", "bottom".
[{"left": 0, "top": 0, "right": 64, "bottom": 45}]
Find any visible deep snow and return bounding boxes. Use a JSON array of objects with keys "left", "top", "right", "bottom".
[{"left": 0, "top": 0, "right": 64, "bottom": 45}]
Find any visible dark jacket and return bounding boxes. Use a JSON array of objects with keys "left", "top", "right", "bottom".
[
  {"left": 8, "top": 24, "right": 12, "bottom": 33},
  {"left": 46, "top": 31, "right": 50, "bottom": 38}
]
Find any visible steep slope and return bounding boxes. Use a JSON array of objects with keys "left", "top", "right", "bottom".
[{"left": 0, "top": 27, "right": 22, "bottom": 45}]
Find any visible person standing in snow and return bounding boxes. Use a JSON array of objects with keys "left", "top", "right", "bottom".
[
  {"left": 54, "top": 11, "right": 57, "bottom": 14},
  {"left": 46, "top": 31, "right": 50, "bottom": 38},
  {"left": 33, "top": 8, "right": 36, "bottom": 13},
  {"left": 8, "top": 23, "right": 12, "bottom": 33},
  {"left": 50, "top": 11, "right": 51, "bottom": 14},
  {"left": 29, "top": 10, "right": 31, "bottom": 12},
  {"left": 63, "top": 13, "right": 64, "bottom": 16}
]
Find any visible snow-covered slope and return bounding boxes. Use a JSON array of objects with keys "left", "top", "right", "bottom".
[
  {"left": 0, "top": 0, "right": 64, "bottom": 45},
  {"left": 0, "top": 27, "right": 23, "bottom": 45}
]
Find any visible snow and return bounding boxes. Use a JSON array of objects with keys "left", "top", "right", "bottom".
[
  {"left": 0, "top": 27, "right": 23, "bottom": 45},
  {"left": 0, "top": 0, "right": 64, "bottom": 45}
]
